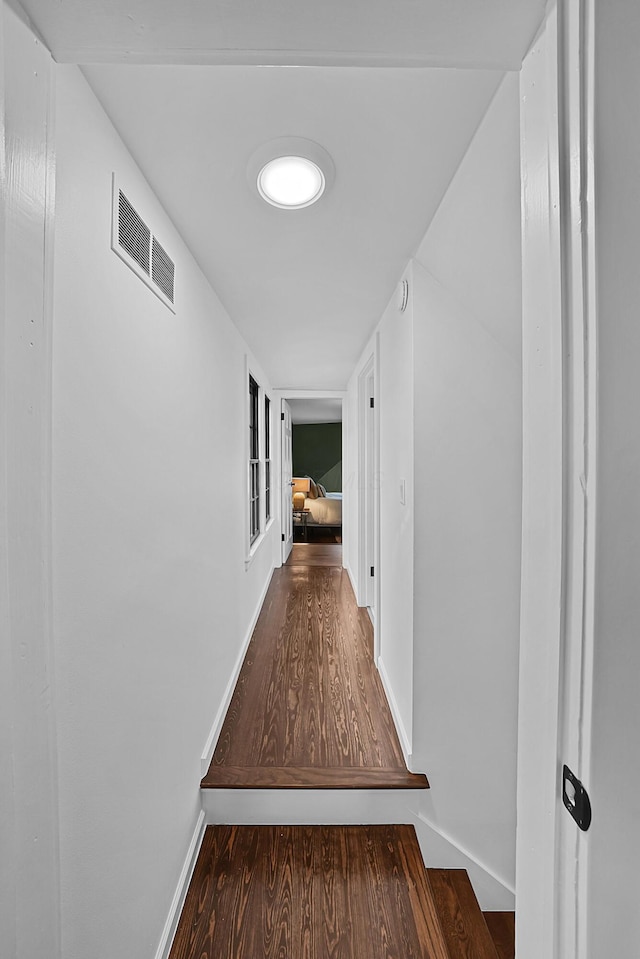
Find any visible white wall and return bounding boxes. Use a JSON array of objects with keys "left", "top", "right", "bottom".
[
  {"left": 347, "top": 73, "right": 522, "bottom": 902},
  {"left": 411, "top": 73, "right": 522, "bottom": 891},
  {"left": 378, "top": 276, "right": 415, "bottom": 757},
  {"left": 46, "top": 61, "right": 275, "bottom": 959},
  {"left": 588, "top": 0, "right": 640, "bottom": 952}
]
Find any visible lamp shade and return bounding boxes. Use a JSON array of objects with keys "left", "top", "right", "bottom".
[
  {"left": 292, "top": 477, "right": 311, "bottom": 511},
  {"left": 292, "top": 477, "right": 311, "bottom": 496}
]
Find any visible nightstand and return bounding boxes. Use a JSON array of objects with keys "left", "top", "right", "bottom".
[{"left": 292, "top": 508, "right": 310, "bottom": 542}]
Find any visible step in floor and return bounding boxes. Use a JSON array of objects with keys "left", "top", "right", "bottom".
[
  {"left": 168, "top": 824, "right": 449, "bottom": 959},
  {"left": 427, "top": 868, "right": 502, "bottom": 959},
  {"left": 482, "top": 912, "right": 516, "bottom": 959},
  {"left": 206, "top": 565, "right": 429, "bottom": 793}
]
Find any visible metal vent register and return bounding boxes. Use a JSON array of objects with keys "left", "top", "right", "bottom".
[
  {"left": 151, "top": 237, "right": 175, "bottom": 303},
  {"left": 118, "top": 190, "right": 151, "bottom": 275},
  {"left": 111, "top": 176, "right": 176, "bottom": 312}
]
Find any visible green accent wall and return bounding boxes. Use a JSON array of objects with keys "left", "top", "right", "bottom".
[{"left": 292, "top": 423, "right": 342, "bottom": 492}]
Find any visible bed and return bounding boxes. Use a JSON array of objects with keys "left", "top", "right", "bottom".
[{"left": 292, "top": 477, "right": 342, "bottom": 527}]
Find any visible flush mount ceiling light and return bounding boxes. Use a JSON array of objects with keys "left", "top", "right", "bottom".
[
  {"left": 258, "top": 156, "right": 325, "bottom": 209},
  {"left": 247, "top": 137, "right": 335, "bottom": 212}
]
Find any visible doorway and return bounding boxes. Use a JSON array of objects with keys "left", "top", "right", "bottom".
[
  {"left": 278, "top": 391, "right": 345, "bottom": 562},
  {"left": 357, "top": 354, "right": 379, "bottom": 652}
]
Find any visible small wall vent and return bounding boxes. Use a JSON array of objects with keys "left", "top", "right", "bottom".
[
  {"left": 151, "top": 237, "right": 175, "bottom": 303},
  {"left": 118, "top": 190, "right": 151, "bottom": 275},
  {"left": 111, "top": 175, "right": 176, "bottom": 312}
]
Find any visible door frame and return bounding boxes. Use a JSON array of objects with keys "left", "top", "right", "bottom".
[
  {"left": 356, "top": 351, "right": 380, "bottom": 660},
  {"left": 274, "top": 389, "right": 346, "bottom": 565},
  {"left": 280, "top": 398, "right": 294, "bottom": 564},
  {"left": 517, "top": 0, "right": 597, "bottom": 955}
]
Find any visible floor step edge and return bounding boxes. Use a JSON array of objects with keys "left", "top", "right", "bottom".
[{"left": 201, "top": 764, "right": 429, "bottom": 789}]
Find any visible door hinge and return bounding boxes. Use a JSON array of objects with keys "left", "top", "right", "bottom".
[
  {"left": 370, "top": 566, "right": 375, "bottom": 577},
  {"left": 281, "top": 412, "right": 285, "bottom": 421},
  {"left": 370, "top": 397, "right": 375, "bottom": 408},
  {"left": 562, "top": 764, "right": 592, "bottom": 831},
  {"left": 282, "top": 533, "right": 285, "bottom": 542}
]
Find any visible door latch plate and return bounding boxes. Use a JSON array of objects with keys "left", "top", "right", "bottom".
[{"left": 562, "top": 764, "right": 592, "bottom": 831}]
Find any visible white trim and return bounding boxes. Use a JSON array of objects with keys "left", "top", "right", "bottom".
[
  {"left": 279, "top": 397, "right": 293, "bottom": 565},
  {"left": 345, "top": 561, "right": 359, "bottom": 602},
  {"left": 377, "top": 655, "right": 412, "bottom": 769},
  {"left": 200, "top": 568, "right": 275, "bottom": 777},
  {"left": 516, "top": 5, "right": 564, "bottom": 957},
  {"left": 244, "top": 527, "right": 268, "bottom": 570},
  {"left": 153, "top": 810, "right": 206, "bottom": 959},
  {"left": 357, "top": 356, "right": 374, "bottom": 608},
  {"left": 554, "top": 0, "right": 598, "bottom": 954},
  {"left": 518, "top": 1, "right": 599, "bottom": 954}
]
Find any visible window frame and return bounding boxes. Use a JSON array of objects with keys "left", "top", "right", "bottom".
[
  {"left": 264, "top": 394, "right": 271, "bottom": 523},
  {"left": 248, "top": 374, "right": 260, "bottom": 545}
]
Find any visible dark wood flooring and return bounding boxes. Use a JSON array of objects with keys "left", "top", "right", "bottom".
[
  {"left": 287, "top": 543, "right": 343, "bottom": 567},
  {"left": 483, "top": 912, "right": 516, "bottom": 959},
  {"left": 169, "top": 825, "right": 449, "bottom": 959},
  {"left": 202, "top": 562, "right": 428, "bottom": 790},
  {"left": 427, "top": 869, "right": 502, "bottom": 959}
]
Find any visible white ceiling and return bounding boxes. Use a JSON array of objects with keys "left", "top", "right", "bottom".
[
  {"left": 83, "top": 64, "right": 503, "bottom": 388},
  {"left": 20, "top": 0, "right": 544, "bottom": 391}
]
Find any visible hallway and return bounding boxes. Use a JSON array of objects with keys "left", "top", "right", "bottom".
[
  {"left": 3, "top": 4, "right": 542, "bottom": 955},
  {"left": 174, "top": 550, "right": 513, "bottom": 959},
  {"left": 202, "top": 548, "right": 428, "bottom": 789}
]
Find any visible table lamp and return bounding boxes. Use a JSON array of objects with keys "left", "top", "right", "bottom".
[{"left": 292, "top": 477, "right": 310, "bottom": 511}]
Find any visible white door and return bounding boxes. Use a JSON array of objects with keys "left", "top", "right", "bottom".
[{"left": 281, "top": 399, "right": 293, "bottom": 563}]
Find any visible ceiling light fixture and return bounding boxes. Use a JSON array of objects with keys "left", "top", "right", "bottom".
[
  {"left": 247, "top": 137, "right": 335, "bottom": 212},
  {"left": 258, "top": 156, "right": 325, "bottom": 210}
]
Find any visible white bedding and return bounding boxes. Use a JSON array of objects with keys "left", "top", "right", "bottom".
[{"left": 304, "top": 494, "right": 342, "bottom": 525}]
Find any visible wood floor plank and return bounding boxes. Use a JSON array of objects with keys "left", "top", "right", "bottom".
[
  {"left": 287, "top": 543, "right": 343, "bottom": 566},
  {"left": 169, "top": 825, "right": 448, "bottom": 959},
  {"left": 483, "top": 913, "right": 515, "bottom": 959},
  {"left": 206, "top": 565, "right": 425, "bottom": 788},
  {"left": 427, "top": 869, "right": 500, "bottom": 959}
]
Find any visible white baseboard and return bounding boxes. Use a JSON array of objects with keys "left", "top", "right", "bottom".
[
  {"left": 377, "top": 655, "right": 413, "bottom": 770},
  {"left": 200, "top": 567, "right": 275, "bottom": 777},
  {"left": 345, "top": 562, "right": 360, "bottom": 604},
  {"left": 154, "top": 810, "right": 206, "bottom": 959},
  {"left": 414, "top": 810, "right": 515, "bottom": 911}
]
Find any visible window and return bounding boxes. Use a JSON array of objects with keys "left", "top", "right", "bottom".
[
  {"left": 249, "top": 375, "right": 260, "bottom": 544},
  {"left": 264, "top": 395, "right": 271, "bottom": 522}
]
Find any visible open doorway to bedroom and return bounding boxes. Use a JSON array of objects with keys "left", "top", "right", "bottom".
[
  {"left": 288, "top": 397, "right": 343, "bottom": 546},
  {"left": 288, "top": 397, "right": 343, "bottom": 548}
]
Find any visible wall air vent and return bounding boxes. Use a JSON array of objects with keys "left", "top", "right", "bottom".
[
  {"left": 151, "top": 237, "right": 175, "bottom": 303},
  {"left": 111, "top": 174, "right": 176, "bottom": 313},
  {"left": 118, "top": 190, "right": 151, "bottom": 275}
]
